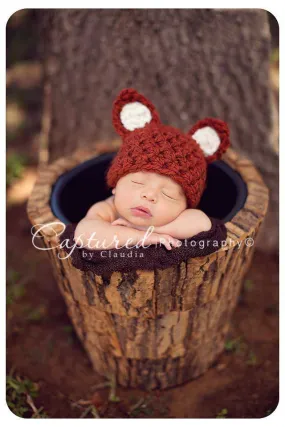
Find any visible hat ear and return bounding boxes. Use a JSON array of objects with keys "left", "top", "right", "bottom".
[
  {"left": 112, "top": 88, "right": 161, "bottom": 137},
  {"left": 189, "top": 118, "right": 230, "bottom": 163}
]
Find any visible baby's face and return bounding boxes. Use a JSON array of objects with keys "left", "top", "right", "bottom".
[{"left": 112, "top": 171, "right": 187, "bottom": 227}]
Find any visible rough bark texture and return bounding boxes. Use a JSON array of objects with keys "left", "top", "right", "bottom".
[
  {"left": 37, "top": 9, "right": 277, "bottom": 253},
  {"left": 27, "top": 148, "right": 269, "bottom": 389}
]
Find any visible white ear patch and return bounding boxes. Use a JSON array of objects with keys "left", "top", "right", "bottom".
[
  {"left": 192, "top": 126, "right": 221, "bottom": 156},
  {"left": 120, "top": 102, "right": 152, "bottom": 131}
]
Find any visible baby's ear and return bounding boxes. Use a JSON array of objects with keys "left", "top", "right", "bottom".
[
  {"left": 112, "top": 88, "right": 161, "bottom": 137},
  {"left": 188, "top": 118, "right": 230, "bottom": 163}
]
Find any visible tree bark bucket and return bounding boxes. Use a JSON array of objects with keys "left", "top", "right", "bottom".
[{"left": 27, "top": 148, "right": 269, "bottom": 390}]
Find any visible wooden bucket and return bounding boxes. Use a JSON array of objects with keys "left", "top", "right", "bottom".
[{"left": 27, "top": 148, "right": 269, "bottom": 390}]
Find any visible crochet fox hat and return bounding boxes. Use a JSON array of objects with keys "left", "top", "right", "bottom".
[{"left": 106, "top": 88, "right": 230, "bottom": 208}]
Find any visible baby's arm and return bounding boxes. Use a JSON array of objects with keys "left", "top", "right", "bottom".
[
  {"left": 74, "top": 201, "right": 181, "bottom": 250},
  {"left": 74, "top": 201, "right": 145, "bottom": 249},
  {"left": 153, "top": 209, "right": 212, "bottom": 240},
  {"left": 75, "top": 218, "right": 145, "bottom": 249}
]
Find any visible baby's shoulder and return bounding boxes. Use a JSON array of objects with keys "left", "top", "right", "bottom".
[
  {"left": 188, "top": 209, "right": 212, "bottom": 231},
  {"left": 105, "top": 195, "right": 119, "bottom": 212},
  {"left": 105, "top": 195, "right": 115, "bottom": 207},
  {"left": 85, "top": 196, "right": 119, "bottom": 222},
  {"left": 104, "top": 196, "right": 120, "bottom": 221}
]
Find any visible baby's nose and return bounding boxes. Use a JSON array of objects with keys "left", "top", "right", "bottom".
[{"left": 141, "top": 190, "right": 157, "bottom": 202}]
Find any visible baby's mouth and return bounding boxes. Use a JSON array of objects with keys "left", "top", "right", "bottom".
[{"left": 130, "top": 206, "right": 152, "bottom": 217}]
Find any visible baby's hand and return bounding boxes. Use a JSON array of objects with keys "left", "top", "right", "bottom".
[
  {"left": 142, "top": 232, "right": 182, "bottom": 251},
  {"left": 111, "top": 218, "right": 148, "bottom": 231},
  {"left": 111, "top": 218, "right": 132, "bottom": 227}
]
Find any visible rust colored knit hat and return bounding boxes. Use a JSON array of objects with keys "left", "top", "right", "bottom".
[{"left": 106, "top": 88, "right": 230, "bottom": 208}]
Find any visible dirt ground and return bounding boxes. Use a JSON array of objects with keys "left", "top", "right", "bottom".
[{"left": 6, "top": 200, "right": 279, "bottom": 418}]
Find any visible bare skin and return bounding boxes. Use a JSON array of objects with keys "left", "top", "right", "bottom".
[{"left": 74, "top": 171, "right": 211, "bottom": 250}]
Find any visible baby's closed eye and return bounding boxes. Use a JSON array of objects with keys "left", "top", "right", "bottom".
[
  {"left": 162, "top": 191, "right": 177, "bottom": 200},
  {"left": 131, "top": 180, "right": 144, "bottom": 185},
  {"left": 131, "top": 178, "right": 179, "bottom": 200}
]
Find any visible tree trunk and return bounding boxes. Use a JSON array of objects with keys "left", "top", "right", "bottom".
[{"left": 27, "top": 148, "right": 269, "bottom": 389}]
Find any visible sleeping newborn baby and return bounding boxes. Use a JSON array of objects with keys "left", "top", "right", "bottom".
[
  {"left": 75, "top": 170, "right": 211, "bottom": 250},
  {"left": 75, "top": 88, "right": 230, "bottom": 251}
]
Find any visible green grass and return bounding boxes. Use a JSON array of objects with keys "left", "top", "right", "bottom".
[
  {"left": 244, "top": 279, "right": 255, "bottom": 292},
  {"left": 62, "top": 324, "right": 76, "bottom": 345},
  {"left": 62, "top": 325, "right": 73, "bottom": 333},
  {"left": 79, "top": 405, "right": 100, "bottom": 418},
  {"left": 6, "top": 370, "right": 48, "bottom": 418},
  {"left": 6, "top": 269, "right": 27, "bottom": 305},
  {"left": 108, "top": 374, "right": 121, "bottom": 403},
  {"left": 7, "top": 269, "right": 21, "bottom": 285},
  {"left": 224, "top": 336, "right": 246, "bottom": 353},
  {"left": 6, "top": 153, "right": 27, "bottom": 187},
  {"left": 128, "top": 396, "right": 153, "bottom": 417},
  {"left": 24, "top": 305, "right": 47, "bottom": 322},
  {"left": 225, "top": 336, "right": 258, "bottom": 366},
  {"left": 6, "top": 283, "right": 26, "bottom": 305},
  {"left": 216, "top": 408, "right": 228, "bottom": 418},
  {"left": 246, "top": 350, "right": 258, "bottom": 366},
  {"left": 270, "top": 48, "right": 279, "bottom": 64}
]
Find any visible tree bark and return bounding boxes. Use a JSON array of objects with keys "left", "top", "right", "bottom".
[
  {"left": 27, "top": 147, "right": 269, "bottom": 389},
  {"left": 38, "top": 9, "right": 272, "bottom": 162}
]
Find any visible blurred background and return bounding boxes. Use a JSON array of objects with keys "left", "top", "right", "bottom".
[{"left": 6, "top": 10, "right": 278, "bottom": 418}]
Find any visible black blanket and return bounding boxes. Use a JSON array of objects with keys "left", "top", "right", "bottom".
[{"left": 59, "top": 217, "right": 227, "bottom": 275}]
